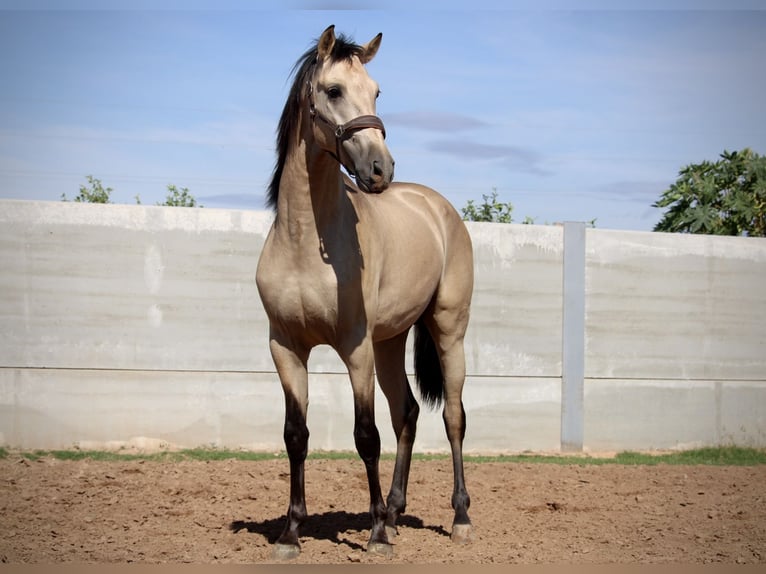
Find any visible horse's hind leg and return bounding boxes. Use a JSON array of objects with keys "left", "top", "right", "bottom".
[
  {"left": 269, "top": 333, "right": 310, "bottom": 560},
  {"left": 374, "top": 331, "right": 420, "bottom": 539},
  {"left": 439, "top": 336, "right": 473, "bottom": 543},
  {"left": 424, "top": 308, "right": 473, "bottom": 544}
]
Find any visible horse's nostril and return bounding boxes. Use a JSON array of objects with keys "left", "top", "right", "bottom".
[{"left": 372, "top": 160, "right": 383, "bottom": 177}]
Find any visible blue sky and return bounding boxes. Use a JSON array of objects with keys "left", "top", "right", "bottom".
[{"left": 1, "top": 3, "right": 764, "bottom": 231}]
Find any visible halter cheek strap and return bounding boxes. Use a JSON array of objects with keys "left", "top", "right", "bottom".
[{"left": 307, "top": 79, "right": 386, "bottom": 176}]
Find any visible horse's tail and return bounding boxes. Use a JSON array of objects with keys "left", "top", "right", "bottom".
[{"left": 414, "top": 319, "right": 444, "bottom": 410}]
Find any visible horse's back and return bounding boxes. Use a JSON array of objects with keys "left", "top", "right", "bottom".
[{"left": 353, "top": 180, "right": 470, "bottom": 249}]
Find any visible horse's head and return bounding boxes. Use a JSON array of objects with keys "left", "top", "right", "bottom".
[{"left": 308, "top": 25, "right": 394, "bottom": 194}]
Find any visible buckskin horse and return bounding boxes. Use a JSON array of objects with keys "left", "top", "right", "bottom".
[{"left": 255, "top": 25, "right": 474, "bottom": 559}]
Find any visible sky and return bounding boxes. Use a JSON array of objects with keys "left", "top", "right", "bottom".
[{"left": 1, "top": 3, "right": 765, "bottom": 231}]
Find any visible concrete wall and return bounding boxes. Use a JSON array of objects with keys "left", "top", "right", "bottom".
[
  {"left": 584, "top": 230, "right": 766, "bottom": 450},
  {"left": 1, "top": 199, "right": 764, "bottom": 453}
]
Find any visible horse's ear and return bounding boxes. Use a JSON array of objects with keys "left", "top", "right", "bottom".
[
  {"left": 317, "top": 25, "right": 336, "bottom": 60},
  {"left": 360, "top": 32, "right": 382, "bottom": 64}
]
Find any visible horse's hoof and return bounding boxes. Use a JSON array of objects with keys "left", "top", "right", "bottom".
[
  {"left": 385, "top": 525, "right": 398, "bottom": 540},
  {"left": 272, "top": 543, "right": 300, "bottom": 561},
  {"left": 367, "top": 541, "right": 394, "bottom": 557},
  {"left": 451, "top": 523, "right": 473, "bottom": 545}
]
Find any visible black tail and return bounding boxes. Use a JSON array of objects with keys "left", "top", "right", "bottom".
[{"left": 414, "top": 319, "right": 444, "bottom": 410}]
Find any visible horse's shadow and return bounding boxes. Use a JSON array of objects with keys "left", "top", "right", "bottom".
[{"left": 230, "top": 511, "right": 449, "bottom": 551}]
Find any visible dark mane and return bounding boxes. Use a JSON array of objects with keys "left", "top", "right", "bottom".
[{"left": 266, "top": 32, "right": 364, "bottom": 210}]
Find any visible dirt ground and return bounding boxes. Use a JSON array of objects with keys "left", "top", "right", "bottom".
[{"left": 1, "top": 454, "right": 764, "bottom": 564}]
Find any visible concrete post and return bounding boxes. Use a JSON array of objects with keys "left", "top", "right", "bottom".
[{"left": 561, "top": 221, "right": 586, "bottom": 452}]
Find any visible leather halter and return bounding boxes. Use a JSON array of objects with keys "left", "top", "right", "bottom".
[{"left": 306, "top": 74, "right": 386, "bottom": 176}]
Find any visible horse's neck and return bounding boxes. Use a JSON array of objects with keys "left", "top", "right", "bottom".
[{"left": 275, "top": 140, "right": 346, "bottom": 245}]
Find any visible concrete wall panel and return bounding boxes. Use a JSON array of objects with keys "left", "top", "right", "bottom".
[
  {"left": 586, "top": 230, "right": 766, "bottom": 381},
  {"left": 1, "top": 200, "right": 764, "bottom": 452}
]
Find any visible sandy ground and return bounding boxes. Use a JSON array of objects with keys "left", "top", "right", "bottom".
[{"left": 1, "top": 455, "right": 764, "bottom": 564}]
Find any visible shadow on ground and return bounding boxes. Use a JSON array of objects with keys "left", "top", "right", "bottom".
[{"left": 230, "top": 511, "right": 450, "bottom": 551}]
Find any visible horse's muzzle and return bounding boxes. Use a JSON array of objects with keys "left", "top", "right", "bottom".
[{"left": 357, "top": 157, "right": 395, "bottom": 193}]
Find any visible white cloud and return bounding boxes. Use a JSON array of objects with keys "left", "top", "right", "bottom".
[
  {"left": 427, "top": 139, "right": 551, "bottom": 176},
  {"left": 383, "top": 111, "right": 488, "bottom": 132}
]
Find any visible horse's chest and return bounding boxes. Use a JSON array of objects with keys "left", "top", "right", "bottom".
[{"left": 257, "top": 254, "right": 341, "bottom": 330}]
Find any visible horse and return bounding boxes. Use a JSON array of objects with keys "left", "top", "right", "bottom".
[{"left": 255, "top": 25, "right": 474, "bottom": 559}]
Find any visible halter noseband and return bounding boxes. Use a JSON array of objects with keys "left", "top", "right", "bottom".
[{"left": 306, "top": 74, "right": 386, "bottom": 176}]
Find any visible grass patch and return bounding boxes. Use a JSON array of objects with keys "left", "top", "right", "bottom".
[
  {"left": 177, "top": 449, "right": 283, "bottom": 462},
  {"left": 464, "top": 453, "right": 615, "bottom": 465},
  {"left": 5, "top": 446, "right": 765, "bottom": 466},
  {"left": 19, "top": 449, "right": 174, "bottom": 462},
  {"left": 613, "top": 446, "right": 766, "bottom": 466},
  {"left": 16, "top": 448, "right": 286, "bottom": 463},
  {"left": 465, "top": 447, "right": 766, "bottom": 466}
]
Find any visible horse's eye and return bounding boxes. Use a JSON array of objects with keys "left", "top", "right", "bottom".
[
  {"left": 376, "top": 90, "right": 381, "bottom": 100},
  {"left": 327, "top": 86, "right": 342, "bottom": 100}
]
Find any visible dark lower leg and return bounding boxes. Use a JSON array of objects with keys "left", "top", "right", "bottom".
[
  {"left": 386, "top": 388, "right": 419, "bottom": 532},
  {"left": 444, "top": 401, "right": 471, "bottom": 526},
  {"left": 276, "top": 394, "right": 309, "bottom": 548},
  {"left": 354, "top": 404, "right": 389, "bottom": 547}
]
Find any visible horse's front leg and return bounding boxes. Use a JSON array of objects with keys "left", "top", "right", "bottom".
[
  {"left": 345, "top": 342, "right": 393, "bottom": 557},
  {"left": 269, "top": 332, "right": 310, "bottom": 560}
]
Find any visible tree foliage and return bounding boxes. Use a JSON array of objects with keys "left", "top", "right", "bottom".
[
  {"left": 461, "top": 188, "right": 595, "bottom": 227},
  {"left": 461, "top": 189, "right": 514, "bottom": 223},
  {"left": 158, "top": 184, "right": 202, "bottom": 208},
  {"left": 653, "top": 148, "right": 766, "bottom": 237},
  {"left": 61, "top": 175, "right": 113, "bottom": 203},
  {"left": 62, "top": 177, "right": 202, "bottom": 208}
]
